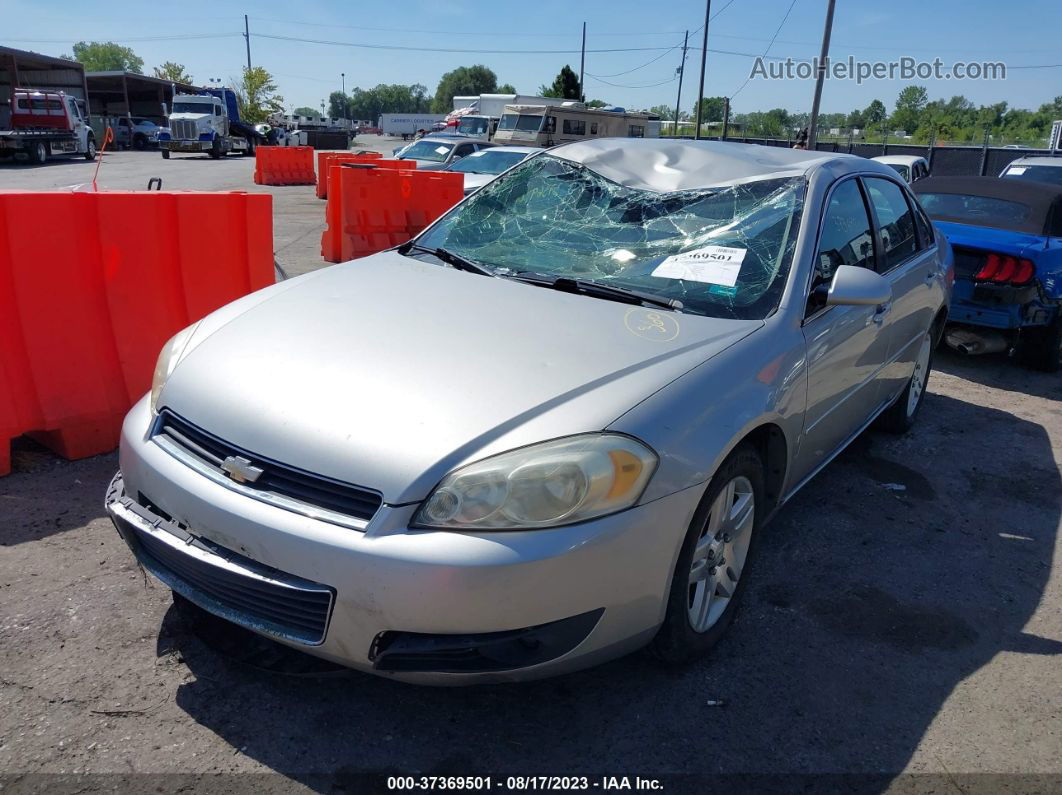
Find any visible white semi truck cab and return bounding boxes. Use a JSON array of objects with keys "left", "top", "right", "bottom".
[{"left": 159, "top": 90, "right": 259, "bottom": 160}]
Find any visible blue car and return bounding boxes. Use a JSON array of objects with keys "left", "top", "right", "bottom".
[{"left": 913, "top": 176, "right": 1062, "bottom": 371}]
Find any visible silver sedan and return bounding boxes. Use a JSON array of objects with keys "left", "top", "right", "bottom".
[{"left": 106, "top": 139, "right": 953, "bottom": 684}]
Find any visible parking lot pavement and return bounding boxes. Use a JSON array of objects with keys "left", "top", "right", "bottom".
[
  {"left": 0, "top": 135, "right": 402, "bottom": 280},
  {"left": 0, "top": 347, "right": 1059, "bottom": 788}
]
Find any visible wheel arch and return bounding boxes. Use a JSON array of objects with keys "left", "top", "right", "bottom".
[
  {"left": 931, "top": 306, "right": 948, "bottom": 346},
  {"left": 732, "top": 423, "right": 788, "bottom": 510}
]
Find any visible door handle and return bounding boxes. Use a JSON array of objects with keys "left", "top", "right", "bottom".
[
  {"left": 872, "top": 302, "right": 891, "bottom": 325},
  {"left": 924, "top": 268, "right": 940, "bottom": 285}
]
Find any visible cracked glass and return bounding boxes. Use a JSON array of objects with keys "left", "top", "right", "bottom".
[{"left": 417, "top": 154, "right": 806, "bottom": 320}]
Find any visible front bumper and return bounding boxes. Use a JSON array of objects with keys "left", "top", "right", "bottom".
[
  {"left": 162, "top": 141, "right": 209, "bottom": 153},
  {"left": 108, "top": 396, "right": 701, "bottom": 684}
]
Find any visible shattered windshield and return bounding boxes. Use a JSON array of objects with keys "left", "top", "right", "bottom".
[{"left": 416, "top": 154, "right": 805, "bottom": 320}]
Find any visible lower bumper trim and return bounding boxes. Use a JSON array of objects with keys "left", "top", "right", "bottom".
[{"left": 369, "top": 609, "right": 604, "bottom": 674}]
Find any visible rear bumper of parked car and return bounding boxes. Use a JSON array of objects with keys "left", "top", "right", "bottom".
[
  {"left": 107, "top": 396, "right": 700, "bottom": 684},
  {"left": 949, "top": 278, "right": 1055, "bottom": 330}
]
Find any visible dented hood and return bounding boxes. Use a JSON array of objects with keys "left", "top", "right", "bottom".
[{"left": 160, "top": 253, "right": 761, "bottom": 504}]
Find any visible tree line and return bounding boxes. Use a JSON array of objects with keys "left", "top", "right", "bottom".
[{"left": 61, "top": 42, "right": 1062, "bottom": 144}]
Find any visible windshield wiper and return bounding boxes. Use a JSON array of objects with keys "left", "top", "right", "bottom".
[
  {"left": 510, "top": 273, "right": 683, "bottom": 311},
  {"left": 398, "top": 243, "right": 495, "bottom": 277}
]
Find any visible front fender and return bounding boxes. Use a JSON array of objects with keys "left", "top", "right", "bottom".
[{"left": 609, "top": 319, "right": 807, "bottom": 504}]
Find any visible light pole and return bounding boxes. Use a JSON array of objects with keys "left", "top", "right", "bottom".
[
  {"left": 807, "top": 0, "right": 837, "bottom": 149},
  {"left": 693, "top": 0, "right": 712, "bottom": 139}
]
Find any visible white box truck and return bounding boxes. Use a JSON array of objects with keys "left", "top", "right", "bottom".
[{"left": 378, "top": 114, "right": 447, "bottom": 136}]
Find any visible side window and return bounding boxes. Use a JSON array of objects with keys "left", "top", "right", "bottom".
[
  {"left": 864, "top": 177, "right": 919, "bottom": 270},
  {"left": 809, "top": 179, "right": 875, "bottom": 315},
  {"left": 913, "top": 200, "right": 935, "bottom": 248},
  {"left": 590, "top": 122, "right": 598, "bottom": 135},
  {"left": 628, "top": 124, "right": 645, "bottom": 138},
  {"left": 215, "top": 105, "right": 222, "bottom": 117},
  {"left": 453, "top": 143, "right": 474, "bottom": 158},
  {"left": 562, "top": 119, "right": 586, "bottom": 135}
]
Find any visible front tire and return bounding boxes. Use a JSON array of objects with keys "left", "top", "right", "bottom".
[
  {"left": 84, "top": 136, "right": 96, "bottom": 160},
  {"left": 651, "top": 444, "right": 763, "bottom": 664},
  {"left": 878, "top": 330, "right": 933, "bottom": 434},
  {"left": 209, "top": 138, "right": 222, "bottom": 159}
]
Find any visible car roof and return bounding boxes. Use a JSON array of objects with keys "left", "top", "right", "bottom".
[
  {"left": 547, "top": 138, "right": 878, "bottom": 192},
  {"left": 913, "top": 175, "right": 1062, "bottom": 236},
  {"left": 474, "top": 145, "right": 539, "bottom": 154},
  {"left": 1003, "top": 157, "right": 1062, "bottom": 168},
  {"left": 873, "top": 155, "right": 926, "bottom": 166}
]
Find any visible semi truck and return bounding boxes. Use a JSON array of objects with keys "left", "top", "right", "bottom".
[
  {"left": 0, "top": 89, "right": 97, "bottom": 164},
  {"left": 158, "top": 88, "right": 263, "bottom": 160}
]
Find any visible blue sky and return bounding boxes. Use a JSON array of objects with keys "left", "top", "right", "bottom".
[{"left": 8, "top": 0, "right": 1061, "bottom": 116}]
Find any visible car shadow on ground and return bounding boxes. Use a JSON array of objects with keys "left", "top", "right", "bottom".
[
  {"left": 159, "top": 390, "right": 1060, "bottom": 788},
  {"left": 934, "top": 346, "right": 1062, "bottom": 403}
]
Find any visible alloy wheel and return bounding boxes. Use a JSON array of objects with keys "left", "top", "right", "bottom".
[{"left": 687, "top": 475, "right": 755, "bottom": 633}]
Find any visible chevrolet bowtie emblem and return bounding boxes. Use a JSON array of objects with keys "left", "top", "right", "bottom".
[{"left": 221, "top": 455, "right": 264, "bottom": 484}]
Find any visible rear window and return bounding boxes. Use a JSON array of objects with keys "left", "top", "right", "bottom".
[
  {"left": 1002, "top": 165, "right": 1062, "bottom": 186},
  {"left": 918, "top": 193, "right": 1031, "bottom": 229}
]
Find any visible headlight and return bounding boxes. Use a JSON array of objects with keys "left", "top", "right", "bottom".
[
  {"left": 150, "top": 323, "right": 200, "bottom": 412},
  {"left": 414, "top": 434, "right": 658, "bottom": 530}
]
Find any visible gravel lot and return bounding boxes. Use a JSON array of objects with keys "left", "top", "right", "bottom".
[{"left": 1, "top": 142, "right": 1060, "bottom": 792}]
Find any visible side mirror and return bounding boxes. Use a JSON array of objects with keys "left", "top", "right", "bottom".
[{"left": 825, "top": 265, "right": 892, "bottom": 307}]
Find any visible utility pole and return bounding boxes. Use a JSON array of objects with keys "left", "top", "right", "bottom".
[
  {"left": 243, "top": 14, "right": 252, "bottom": 72},
  {"left": 341, "top": 72, "right": 346, "bottom": 119},
  {"left": 693, "top": 0, "right": 712, "bottom": 139},
  {"left": 807, "top": 0, "right": 836, "bottom": 149},
  {"left": 578, "top": 22, "right": 587, "bottom": 102},
  {"left": 721, "top": 97, "right": 730, "bottom": 140},
  {"left": 673, "top": 30, "right": 689, "bottom": 137}
]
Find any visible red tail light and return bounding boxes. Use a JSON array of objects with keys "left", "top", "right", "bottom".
[
  {"left": 974, "top": 254, "right": 1001, "bottom": 280},
  {"left": 1011, "top": 258, "right": 1035, "bottom": 285},
  {"left": 973, "top": 253, "right": 1036, "bottom": 286}
]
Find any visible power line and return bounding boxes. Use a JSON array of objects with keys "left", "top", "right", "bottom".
[
  {"left": 250, "top": 16, "right": 689, "bottom": 37},
  {"left": 7, "top": 33, "right": 241, "bottom": 43},
  {"left": 730, "top": 0, "right": 798, "bottom": 99},
  {"left": 586, "top": 74, "right": 679, "bottom": 89},
  {"left": 251, "top": 32, "right": 678, "bottom": 54}
]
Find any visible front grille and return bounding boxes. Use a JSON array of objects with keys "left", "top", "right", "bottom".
[
  {"left": 154, "top": 411, "right": 382, "bottom": 525},
  {"left": 122, "top": 507, "right": 333, "bottom": 645},
  {"left": 171, "top": 119, "right": 197, "bottom": 140}
]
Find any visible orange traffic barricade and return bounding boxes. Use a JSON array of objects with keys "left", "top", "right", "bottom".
[
  {"left": 254, "top": 145, "right": 316, "bottom": 186},
  {"left": 0, "top": 190, "right": 273, "bottom": 475},
  {"left": 316, "top": 151, "right": 382, "bottom": 199},
  {"left": 320, "top": 164, "right": 462, "bottom": 263}
]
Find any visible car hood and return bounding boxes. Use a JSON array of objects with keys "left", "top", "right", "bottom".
[
  {"left": 461, "top": 172, "right": 496, "bottom": 192},
  {"left": 160, "top": 252, "right": 761, "bottom": 504}
]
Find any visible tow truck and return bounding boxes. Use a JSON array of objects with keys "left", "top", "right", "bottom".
[{"left": 0, "top": 89, "right": 97, "bottom": 164}]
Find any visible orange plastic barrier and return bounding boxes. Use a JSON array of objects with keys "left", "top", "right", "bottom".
[
  {"left": 321, "top": 161, "right": 416, "bottom": 262},
  {"left": 254, "top": 145, "right": 316, "bottom": 186},
  {"left": 0, "top": 190, "right": 273, "bottom": 475},
  {"left": 315, "top": 151, "right": 382, "bottom": 199},
  {"left": 320, "top": 165, "right": 463, "bottom": 263}
]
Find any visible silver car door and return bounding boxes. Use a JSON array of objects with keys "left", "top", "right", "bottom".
[
  {"left": 863, "top": 176, "right": 941, "bottom": 404},
  {"left": 792, "top": 177, "right": 893, "bottom": 484}
]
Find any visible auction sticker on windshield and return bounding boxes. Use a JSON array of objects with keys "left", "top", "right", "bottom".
[{"left": 652, "top": 245, "right": 747, "bottom": 287}]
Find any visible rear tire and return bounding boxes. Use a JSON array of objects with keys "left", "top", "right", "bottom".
[
  {"left": 26, "top": 142, "right": 47, "bottom": 165},
  {"left": 1017, "top": 317, "right": 1062, "bottom": 373},
  {"left": 242, "top": 138, "right": 256, "bottom": 156},
  {"left": 878, "top": 330, "right": 933, "bottom": 434},
  {"left": 650, "top": 444, "right": 763, "bottom": 664},
  {"left": 161, "top": 149, "right": 170, "bottom": 160}
]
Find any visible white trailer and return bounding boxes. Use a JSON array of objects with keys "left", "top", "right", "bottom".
[{"left": 378, "top": 114, "right": 447, "bottom": 136}]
